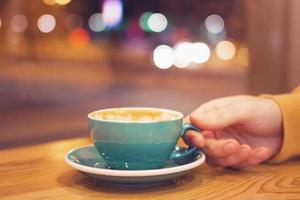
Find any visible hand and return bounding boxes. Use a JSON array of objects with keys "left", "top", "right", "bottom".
[{"left": 184, "top": 95, "right": 283, "bottom": 168}]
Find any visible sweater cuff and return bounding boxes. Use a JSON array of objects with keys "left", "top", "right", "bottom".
[{"left": 261, "top": 93, "right": 300, "bottom": 163}]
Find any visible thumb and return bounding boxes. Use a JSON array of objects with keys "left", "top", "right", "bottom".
[{"left": 190, "top": 97, "right": 251, "bottom": 130}]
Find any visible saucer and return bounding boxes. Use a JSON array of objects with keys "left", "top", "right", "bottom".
[{"left": 65, "top": 145, "right": 205, "bottom": 187}]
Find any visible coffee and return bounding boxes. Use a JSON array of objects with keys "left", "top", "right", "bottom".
[{"left": 91, "top": 108, "right": 179, "bottom": 122}]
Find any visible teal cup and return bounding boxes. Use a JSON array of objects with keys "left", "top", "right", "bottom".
[{"left": 88, "top": 107, "right": 201, "bottom": 170}]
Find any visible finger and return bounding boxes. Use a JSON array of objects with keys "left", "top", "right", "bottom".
[
  {"left": 202, "top": 130, "right": 216, "bottom": 138},
  {"left": 246, "top": 147, "right": 272, "bottom": 166},
  {"left": 245, "top": 147, "right": 273, "bottom": 166},
  {"left": 206, "top": 144, "right": 252, "bottom": 167},
  {"left": 231, "top": 147, "right": 273, "bottom": 168},
  {"left": 184, "top": 130, "right": 215, "bottom": 146},
  {"left": 184, "top": 130, "right": 205, "bottom": 148},
  {"left": 190, "top": 96, "right": 252, "bottom": 130},
  {"left": 203, "top": 138, "right": 240, "bottom": 157}
]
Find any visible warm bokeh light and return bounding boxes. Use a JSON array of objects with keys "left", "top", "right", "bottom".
[
  {"left": 192, "top": 42, "right": 211, "bottom": 63},
  {"left": 174, "top": 42, "right": 193, "bottom": 68},
  {"left": 55, "top": 0, "right": 72, "bottom": 5},
  {"left": 66, "top": 14, "right": 83, "bottom": 30},
  {"left": 0, "top": 18, "right": 1, "bottom": 29},
  {"left": 10, "top": 15, "right": 28, "bottom": 33},
  {"left": 103, "top": 0, "right": 123, "bottom": 28},
  {"left": 153, "top": 45, "right": 174, "bottom": 69},
  {"left": 69, "top": 28, "right": 90, "bottom": 48},
  {"left": 237, "top": 47, "right": 249, "bottom": 67},
  {"left": 147, "top": 13, "right": 168, "bottom": 32},
  {"left": 216, "top": 40, "right": 236, "bottom": 60},
  {"left": 37, "top": 14, "right": 56, "bottom": 33},
  {"left": 205, "top": 14, "right": 224, "bottom": 34},
  {"left": 88, "top": 13, "right": 106, "bottom": 32},
  {"left": 43, "top": 0, "right": 56, "bottom": 5},
  {"left": 139, "top": 12, "right": 153, "bottom": 32}
]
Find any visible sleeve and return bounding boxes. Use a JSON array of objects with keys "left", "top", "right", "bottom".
[{"left": 261, "top": 87, "right": 300, "bottom": 163}]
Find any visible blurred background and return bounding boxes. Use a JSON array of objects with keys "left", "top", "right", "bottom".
[{"left": 0, "top": 0, "right": 299, "bottom": 148}]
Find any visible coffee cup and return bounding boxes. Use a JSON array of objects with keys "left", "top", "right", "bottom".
[{"left": 88, "top": 107, "right": 201, "bottom": 170}]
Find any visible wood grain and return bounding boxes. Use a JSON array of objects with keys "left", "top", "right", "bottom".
[{"left": 0, "top": 137, "right": 300, "bottom": 200}]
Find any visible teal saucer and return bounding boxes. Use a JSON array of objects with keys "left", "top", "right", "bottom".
[{"left": 65, "top": 145, "right": 205, "bottom": 187}]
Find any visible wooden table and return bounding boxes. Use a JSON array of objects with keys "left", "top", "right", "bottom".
[{"left": 1, "top": 137, "right": 300, "bottom": 200}]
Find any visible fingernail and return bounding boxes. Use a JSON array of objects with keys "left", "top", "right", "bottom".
[{"left": 224, "top": 142, "right": 236, "bottom": 153}]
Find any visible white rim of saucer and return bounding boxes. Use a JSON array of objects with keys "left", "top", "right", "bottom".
[{"left": 65, "top": 145, "right": 206, "bottom": 177}]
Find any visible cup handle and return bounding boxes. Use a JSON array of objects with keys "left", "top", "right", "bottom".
[{"left": 169, "top": 123, "right": 202, "bottom": 160}]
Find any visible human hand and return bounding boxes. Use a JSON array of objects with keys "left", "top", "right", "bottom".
[{"left": 184, "top": 95, "right": 283, "bottom": 168}]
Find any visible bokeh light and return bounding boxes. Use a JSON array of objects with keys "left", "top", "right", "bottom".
[
  {"left": 191, "top": 42, "right": 211, "bottom": 63},
  {"left": 55, "top": 0, "right": 71, "bottom": 5},
  {"left": 174, "top": 42, "right": 194, "bottom": 68},
  {"left": 70, "top": 28, "right": 90, "bottom": 48},
  {"left": 205, "top": 14, "right": 224, "bottom": 34},
  {"left": 37, "top": 14, "right": 56, "bottom": 33},
  {"left": 153, "top": 45, "right": 174, "bottom": 69},
  {"left": 0, "top": 18, "right": 2, "bottom": 29},
  {"left": 216, "top": 40, "right": 236, "bottom": 60},
  {"left": 88, "top": 13, "right": 106, "bottom": 32},
  {"left": 10, "top": 15, "right": 28, "bottom": 33},
  {"left": 66, "top": 14, "right": 83, "bottom": 30},
  {"left": 43, "top": 0, "right": 56, "bottom": 5},
  {"left": 147, "top": 13, "right": 168, "bottom": 32},
  {"left": 103, "top": 0, "right": 123, "bottom": 28},
  {"left": 237, "top": 47, "right": 249, "bottom": 67},
  {"left": 139, "top": 12, "right": 153, "bottom": 32}
]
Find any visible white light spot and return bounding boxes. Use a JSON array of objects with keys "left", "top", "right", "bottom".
[
  {"left": 174, "top": 42, "right": 194, "bottom": 68},
  {"left": 191, "top": 42, "right": 211, "bottom": 63},
  {"left": 153, "top": 45, "right": 174, "bottom": 69},
  {"left": 37, "top": 14, "right": 56, "bottom": 33},
  {"left": 205, "top": 14, "right": 224, "bottom": 34},
  {"left": 103, "top": 0, "right": 123, "bottom": 28},
  {"left": 148, "top": 13, "right": 168, "bottom": 32},
  {"left": 88, "top": 13, "right": 106, "bottom": 32}
]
